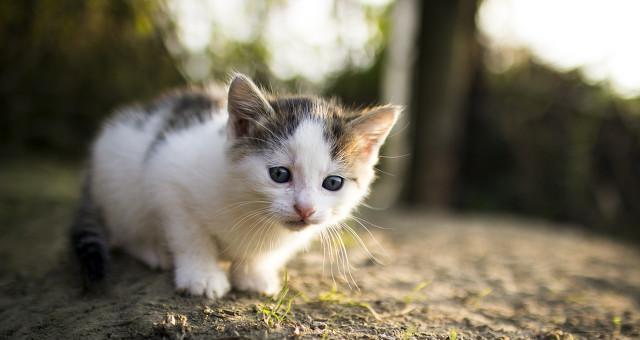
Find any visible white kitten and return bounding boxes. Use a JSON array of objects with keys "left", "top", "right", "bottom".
[{"left": 70, "top": 74, "right": 399, "bottom": 299}]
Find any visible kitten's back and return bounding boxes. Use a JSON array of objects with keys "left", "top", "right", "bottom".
[{"left": 72, "top": 87, "right": 227, "bottom": 283}]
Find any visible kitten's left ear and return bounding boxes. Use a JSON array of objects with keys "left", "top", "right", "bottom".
[
  {"left": 227, "top": 73, "right": 274, "bottom": 139},
  {"left": 350, "top": 105, "right": 402, "bottom": 162}
]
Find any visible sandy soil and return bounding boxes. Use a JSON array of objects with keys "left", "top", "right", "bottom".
[
  {"left": 1, "top": 159, "right": 639, "bottom": 339},
  {"left": 1, "top": 207, "right": 640, "bottom": 339}
]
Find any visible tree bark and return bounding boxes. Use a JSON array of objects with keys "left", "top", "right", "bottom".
[
  {"left": 370, "top": 0, "right": 419, "bottom": 208},
  {"left": 401, "top": 0, "right": 479, "bottom": 207}
]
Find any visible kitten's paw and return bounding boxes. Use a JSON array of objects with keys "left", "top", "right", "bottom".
[
  {"left": 230, "top": 267, "right": 280, "bottom": 295},
  {"left": 175, "top": 266, "right": 230, "bottom": 299}
]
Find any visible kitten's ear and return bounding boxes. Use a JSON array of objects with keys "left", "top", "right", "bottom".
[
  {"left": 227, "top": 73, "right": 274, "bottom": 138},
  {"left": 350, "top": 105, "right": 401, "bottom": 162}
]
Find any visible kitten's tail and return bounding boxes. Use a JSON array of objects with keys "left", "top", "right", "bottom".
[{"left": 70, "top": 174, "right": 109, "bottom": 287}]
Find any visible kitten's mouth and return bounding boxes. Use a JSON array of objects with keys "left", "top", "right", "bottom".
[{"left": 283, "top": 219, "right": 312, "bottom": 230}]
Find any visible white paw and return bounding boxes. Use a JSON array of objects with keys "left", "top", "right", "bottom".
[
  {"left": 175, "top": 266, "right": 230, "bottom": 299},
  {"left": 230, "top": 266, "right": 281, "bottom": 295}
]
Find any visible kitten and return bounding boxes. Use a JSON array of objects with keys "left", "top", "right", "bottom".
[{"left": 71, "top": 74, "right": 399, "bottom": 298}]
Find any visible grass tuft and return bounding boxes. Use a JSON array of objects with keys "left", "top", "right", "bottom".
[
  {"left": 612, "top": 315, "right": 622, "bottom": 336},
  {"left": 403, "top": 280, "right": 431, "bottom": 304},
  {"left": 465, "top": 287, "right": 493, "bottom": 307},
  {"left": 256, "top": 272, "right": 297, "bottom": 328},
  {"left": 317, "top": 286, "right": 381, "bottom": 320},
  {"left": 400, "top": 323, "right": 418, "bottom": 340}
]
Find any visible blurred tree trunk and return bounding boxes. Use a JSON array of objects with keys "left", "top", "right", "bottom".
[
  {"left": 400, "top": 0, "right": 480, "bottom": 207},
  {"left": 370, "top": 0, "right": 418, "bottom": 208}
]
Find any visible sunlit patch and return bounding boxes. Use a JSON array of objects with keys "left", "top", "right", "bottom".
[
  {"left": 166, "top": 0, "right": 387, "bottom": 82},
  {"left": 479, "top": 0, "right": 640, "bottom": 98}
]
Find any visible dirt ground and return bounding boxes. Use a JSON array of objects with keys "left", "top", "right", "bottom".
[{"left": 1, "top": 160, "right": 639, "bottom": 339}]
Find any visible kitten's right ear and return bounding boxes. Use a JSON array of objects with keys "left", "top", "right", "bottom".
[{"left": 227, "top": 73, "right": 274, "bottom": 138}]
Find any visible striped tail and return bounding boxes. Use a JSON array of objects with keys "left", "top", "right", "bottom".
[{"left": 70, "top": 175, "right": 109, "bottom": 286}]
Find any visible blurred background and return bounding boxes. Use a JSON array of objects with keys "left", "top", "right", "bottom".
[{"left": 1, "top": 0, "right": 639, "bottom": 260}]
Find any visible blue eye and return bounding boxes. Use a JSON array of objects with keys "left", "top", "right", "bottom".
[
  {"left": 269, "top": 167, "right": 291, "bottom": 183},
  {"left": 322, "top": 175, "right": 344, "bottom": 191}
]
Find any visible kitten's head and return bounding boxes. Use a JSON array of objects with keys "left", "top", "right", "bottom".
[{"left": 226, "top": 74, "right": 400, "bottom": 231}]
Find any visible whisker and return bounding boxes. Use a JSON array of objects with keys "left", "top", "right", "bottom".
[
  {"left": 347, "top": 217, "right": 389, "bottom": 257},
  {"left": 344, "top": 222, "right": 384, "bottom": 265},
  {"left": 319, "top": 229, "right": 327, "bottom": 276},
  {"left": 220, "top": 207, "right": 271, "bottom": 255},
  {"left": 378, "top": 153, "right": 410, "bottom": 159},
  {"left": 374, "top": 167, "right": 395, "bottom": 177},
  {"left": 326, "top": 227, "right": 345, "bottom": 285},
  {"left": 359, "top": 202, "right": 387, "bottom": 211},
  {"left": 227, "top": 207, "right": 271, "bottom": 233},
  {"left": 340, "top": 226, "right": 360, "bottom": 290},
  {"left": 239, "top": 211, "right": 273, "bottom": 263},
  {"left": 257, "top": 214, "right": 276, "bottom": 255},
  {"left": 331, "top": 225, "right": 358, "bottom": 290},
  {"left": 202, "top": 200, "right": 270, "bottom": 222},
  {"left": 350, "top": 215, "right": 390, "bottom": 230},
  {"left": 323, "top": 228, "right": 337, "bottom": 287}
]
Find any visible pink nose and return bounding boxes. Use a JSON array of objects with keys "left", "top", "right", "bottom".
[{"left": 294, "top": 204, "right": 316, "bottom": 220}]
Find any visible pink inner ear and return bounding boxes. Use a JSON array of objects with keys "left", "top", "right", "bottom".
[
  {"left": 353, "top": 106, "right": 398, "bottom": 160},
  {"left": 360, "top": 133, "right": 381, "bottom": 159}
]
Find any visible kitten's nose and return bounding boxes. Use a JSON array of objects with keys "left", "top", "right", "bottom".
[{"left": 293, "top": 204, "right": 316, "bottom": 220}]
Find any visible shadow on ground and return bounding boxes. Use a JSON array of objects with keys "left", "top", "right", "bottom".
[{"left": 1, "top": 159, "right": 639, "bottom": 339}]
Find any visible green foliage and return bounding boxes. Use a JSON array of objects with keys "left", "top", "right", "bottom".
[
  {"left": 321, "top": 4, "right": 391, "bottom": 108},
  {"left": 4, "top": 0, "right": 639, "bottom": 241},
  {"left": 0, "top": 158, "right": 79, "bottom": 274},
  {"left": 323, "top": 49, "right": 386, "bottom": 107},
  {"left": 0, "top": 0, "right": 185, "bottom": 156},
  {"left": 458, "top": 58, "right": 640, "bottom": 238}
]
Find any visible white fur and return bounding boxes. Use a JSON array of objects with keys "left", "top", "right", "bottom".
[{"left": 91, "top": 102, "right": 377, "bottom": 299}]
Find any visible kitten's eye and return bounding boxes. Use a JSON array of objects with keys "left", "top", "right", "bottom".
[
  {"left": 269, "top": 167, "right": 291, "bottom": 183},
  {"left": 322, "top": 175, "right": 344, "bottom": 191}
]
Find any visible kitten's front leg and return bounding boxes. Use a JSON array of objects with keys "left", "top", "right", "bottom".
[
  {"left": 230, "top": 259, "right": 281, "bottom": 295},
  {"left": 163, "top": 214, "right": 230, "bottom": 299}
]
